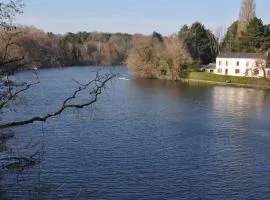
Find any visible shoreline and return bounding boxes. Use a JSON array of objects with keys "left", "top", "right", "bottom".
[{"left": 181, "top": 78, "right": 270, "bottom": 90}]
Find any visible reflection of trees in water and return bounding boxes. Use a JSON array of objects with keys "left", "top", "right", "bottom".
[
  {"left": 0, "top": 128, "right": 45, "bottom": 199},
  {"left": 212, "top": 86, "right": 269, "bottom": 119},
  {"left": 131, "top": 78, "right": 190, "bottom": 96},
  {"left": 131, "top": 78, "right": 270, "bottom": 119},
  {"left": 131, "top": 78, "right": 216, "bottom": 103},
  {"left": 0, "top": 130, "right": 14, "bottom": 153},
  {"left": 0, "top": 127, "right": 82, "bottom": 199}
]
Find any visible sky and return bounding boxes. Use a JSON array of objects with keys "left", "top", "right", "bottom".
[{"left": 16, "top": 0, "right": 270, "bottom": 36}]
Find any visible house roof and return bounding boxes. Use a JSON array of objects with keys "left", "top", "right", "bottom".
[{"left": 217, "top": 52, "right": 257, "bottom": 59}]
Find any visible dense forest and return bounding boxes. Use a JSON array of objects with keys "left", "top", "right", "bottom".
[{"left": 0, "top": 26, "right": 133, "bottom": 72}]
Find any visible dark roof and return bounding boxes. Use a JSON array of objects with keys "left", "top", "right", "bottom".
[{"left": 217, "top": 52, "right": 257, "bottom": 59}]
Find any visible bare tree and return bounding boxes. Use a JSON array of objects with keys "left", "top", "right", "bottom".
[
  {"left": 0, "top": 0, "right": 118, "bottom": 130},
  {"left": 0, "top": 0, "right": 118, "bottom": 180},
  {"left": 165, "top": 34, "right": 191, "bottom": 80},
  {"left": 238, "top": 0, "right": 256, "bottom": 35},
  {"left": 0, "top": 0, "right": 24, "bottom": 29},
  {"left": 127, "top": 33, "right": 192, "bottom": 80},
  {"left": 254, "top": 51, "right": 267, "bottom": 79},
  {"left": 215, "top": 26, "right": 224, "bottom": 45},
  {"left": 126, "top": 35, "right": 160, "bottom": 78}
]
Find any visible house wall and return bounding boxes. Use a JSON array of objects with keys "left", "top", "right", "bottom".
[{"left": 215, "top": 58, "right": 265, "bottom": 77}]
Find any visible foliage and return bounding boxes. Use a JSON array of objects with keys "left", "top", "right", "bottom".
[
  {"left": 179, "top": 22, "right": 218, "bottom": 65},
  {"left": 0, "top": 27, "right": 134, "bottom": 70},
  {"left": 126, "top": 32, "right": 192, "bottom": 80},
  {"left": 0, "top": 1, "right": 118, "bottom": 129},
  {"left": 262, "top": 24, "right": 270, "bottom": 50},
  {"left": 238, "top": 18, "right": 264, "bottom": 52},
  {"left": 221, "top": 21, "right": 239, "bottom": 52},
  {"left": 221, "top": 17, "right": 270, "bottom": 52}
]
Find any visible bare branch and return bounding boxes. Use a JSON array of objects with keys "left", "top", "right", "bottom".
[
  {"left": 0, "top": 72, "right": 118, "bottom": 129},
  {"left": 0, "top": 0, "right": 24, "bottom": 29},
  {"left": 0, "top": 76, "right": 40, "bottom": 110}
]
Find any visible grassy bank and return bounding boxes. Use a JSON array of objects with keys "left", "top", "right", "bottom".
[{"left": 188, "top": 72, "right": 270, "bottom": 86}]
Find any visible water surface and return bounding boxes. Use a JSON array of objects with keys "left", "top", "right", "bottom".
[{"left": 1, "top": 66, "right": 270, "bottom": 200}]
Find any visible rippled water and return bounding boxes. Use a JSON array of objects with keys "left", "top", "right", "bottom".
[{"left": 1, "top": 66, "right": 270, "bottom": 199}]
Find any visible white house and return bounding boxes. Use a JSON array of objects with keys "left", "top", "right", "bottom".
[{"left": 215, "top": 52, "right": 270, "bottom": 78}]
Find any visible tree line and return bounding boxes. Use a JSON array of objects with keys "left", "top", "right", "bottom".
[
  {"left": 127, "top": 0, "right": 270, "bottom": 80},
  {"left": 127, "top": 23, "right": 219, "bottom": 80},
  {"left": 221, "top": 18, "right": 270, "bottom": 53},
  {"left": 0, "top": 26, "right": 133, "bottom": 73},
  {"left": 0, "top": 0, "right": 118, "bottom": 129},
  {"left": 127, "top": 33, "right": 193, "bottom": 80}
]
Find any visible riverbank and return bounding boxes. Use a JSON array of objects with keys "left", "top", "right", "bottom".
[{"left": 184, "top": 72, "right": 270, "bottom": 90}]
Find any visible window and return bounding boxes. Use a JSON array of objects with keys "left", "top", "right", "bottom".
[
  {"left": 217, "top": 68, "right": 222, "bottom": 73},
  {"left": 235, "top": 69, "right": 240, "bottom": 74},
  {"left": 226, "top": 61, "right": 229, "bottom": 66},
  {"left": 246, "top": 61, "right": 249, "bottom": 67},
  {"left": 236, "top": 61, "right": 240, "bottom": 66},
  {"left": 254, "top": 69, "right": 259, "bottom": 75},
  {"left": 219, "top": 61, "right": 222, "bottom": 66}
]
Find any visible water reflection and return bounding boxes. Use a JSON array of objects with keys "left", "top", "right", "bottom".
[
  {"left": 132, "top": 78, "right": 270, "bottom": 120},
  {"left": 212, "top": 86, "right": 268, "bottom": 119},
  {"left": 2, "top": 67, "right": 270, "bottom": 199}
]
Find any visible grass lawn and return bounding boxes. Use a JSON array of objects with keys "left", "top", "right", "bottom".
[{"left": 188, "top": 72, "right": 270, "bottom": 86}]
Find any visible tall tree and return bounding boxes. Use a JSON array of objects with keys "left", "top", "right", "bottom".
[
  {"left": 238, "top": 17, "right": 264, "bottom": 52},
  {"left": 126, "top": 34, "right": 191, "bottom": 79},
  {"left": 179, "top": 22, "right": 218, "bottom": 65},
  {"left": 221, "top": 21, "right": 239, "bottom": 52},
  {"left": 238, "top": 0, "right": 256, "bottom": 35},
  {"left": 262, "top": 24, "right": 270, "bottom": 51},
  {"left": 0, "top": 1, "right": 117, "bottom": 129}
]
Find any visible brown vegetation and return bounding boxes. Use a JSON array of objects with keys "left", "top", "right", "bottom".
[
  {"left": 126, "top": 33, "right": 192, "bottom": 80},
  {"left": 0, "top": 26, "right": 133, "bottom": 71},
  {"left": 238, "top": 0, "right": 256, "bottom": 35}
]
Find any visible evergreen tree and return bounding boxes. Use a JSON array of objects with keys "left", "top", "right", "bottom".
[
  {"left": 238, "top": 17, "right": 264, "bottom": 52},
  {"left": 179, "top": 22, "right": 218, "bottom": 65},
  {"left": 221, "top": 21, "right": 239, "bottom": 52},
  {"left": 262, "top": 24, "right": 270, "bottom": 51}
]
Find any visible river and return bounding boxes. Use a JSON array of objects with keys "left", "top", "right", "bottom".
[{"left": 1, "top": 66, "right": 270, "bottom": 199}]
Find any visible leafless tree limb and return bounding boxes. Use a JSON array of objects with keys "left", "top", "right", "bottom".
[
  {"left": 0, "top": 0, "right": 24, "bottom": 29},
  {"left": 0, "top": 72, "right": 118, "bottom": 129},
  {"left": 0, "top": 73, "right": 40, "bottom": 110}
]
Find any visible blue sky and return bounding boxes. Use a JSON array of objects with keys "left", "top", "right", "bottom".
[{"left": 16, "top": 0, "right": 270, "bottom": 35}]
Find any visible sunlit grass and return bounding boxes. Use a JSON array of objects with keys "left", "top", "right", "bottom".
[{"left": 188, "top": 72, "right": 270, "bottom": 86}]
